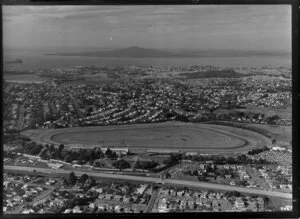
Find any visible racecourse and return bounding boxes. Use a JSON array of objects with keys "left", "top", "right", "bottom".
[{"left": 21, "top": 122, "right": 271, "bottom": 153}]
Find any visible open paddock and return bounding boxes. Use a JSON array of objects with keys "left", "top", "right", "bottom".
[
  {"left": 205, "top": 120, "right": 292, "bottom": 147},
  {"left": 21, "top": 122, "right": 272, "bottom": 153}
]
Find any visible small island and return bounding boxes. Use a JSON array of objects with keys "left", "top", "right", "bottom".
[{"left": 44, "top": 47, "right": 289, "bottom": 58}]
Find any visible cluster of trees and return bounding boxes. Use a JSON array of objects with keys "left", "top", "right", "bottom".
[
  {"left": 236, "top": 180, "right": 249, "bottom": 187},
  {"left": 225, "top": 191, "right": 241, "bottom": 197},
  {"left": 175, "top": 115, "right": 189, "bottom": 122},
  {"left": 184, "top": 167, "right": 222, "bottom": 182},
  {"left": 172, "top": 113, "right": 217, "bottom": 123},
  {"left": 248, "top": 146, "right": 270, "bottom": 155},
  {"left": 184, "top": 154, "right": 232, "bottom": 164},
  {"left": 57, "top": 190, "right": 75, "bottom": 200},
  {"left": 215, "top": 168, "right": 238, "bottom": 178},
  {"left": 112, "top": 159, "right": 131, "bottom": 170},
  {"left": 63, "top": 194, "right": 98, "bottom": 211},
  {"left": 64, "top": 171, "right": 77, "bottom": 186},
  {"left": 111, "top": 181, "right": 138, "bottom": 196},
  {"left": 64, "top": 172, "right": 95, "bottom": 189},
  {"left": 64, "top": 149, "right": 95, "bottom": 164},
  {"left": 163, "top": 154, "right": 182, "bottom": 165},
  {"left": 40, "top": 144, "right": 64, "bottom": 160},
  {"left": 217, "top": 154, "right": 273, "bottom": 165},
  {"left": 184, "top": 163, "right": 215, "bottom": 175},
  {"left": 183, "top": 154, "right": 273, "bottom": 165},
  {"left": 161, "top": 108, "right": 217, "bottom": 123},
  {"left": 134, "top": 160, "right": 158, "bottom": 170},
  {"left": 265, "top": 115, "right": 281, "bottom": 125},
  {"left": 275, "top": 174, "right": 290, "bottom": 185},
  {"left": 3, "top": 151, "right": 18, "bottom": 159},
  {"left": 21, "top": 141, "right": 43, "bottom": 155},
  {"left": 184, "top": 169, "right": 200, "bottom": 176},
  {"left": 104, "top": 149, "right": 118, "bottom": 159},
  {"left": 40, "top": 146, "right": 119, "bottom": 166},
  {"left": 197, "top": 175, "right": 209, "bottom": 181}
]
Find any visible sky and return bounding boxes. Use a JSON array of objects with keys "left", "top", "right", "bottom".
[{"left": 3, "top": 5, "right": 292, "bottom": 52}]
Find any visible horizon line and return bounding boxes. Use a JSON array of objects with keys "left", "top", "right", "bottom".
[{"left": 4, "top": 46, "right": 291, "bottom": 53}]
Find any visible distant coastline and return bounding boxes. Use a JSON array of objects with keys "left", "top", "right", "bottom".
[
  {"left": 5, "top": 58, "right": 23, "bottom": 64},
  {"left": 4, "top": 47, "right": 291, "bottom": 70},
  {"left": 45, "top": 47, "right": 291, "bottom": 58}
]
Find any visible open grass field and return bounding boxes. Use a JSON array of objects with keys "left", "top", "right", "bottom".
[
  {"left": 241, "top": 123, "right": 291, "bottom": 145},
  {"left": 21, "top": 122, "right": 271, "bottom": 153},
  {"left": 205, "top": 120, "right": 292, "bottom": 147}
]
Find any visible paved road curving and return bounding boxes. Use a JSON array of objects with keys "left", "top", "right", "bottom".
[{"left": 4, "top": 165, "right": 292, "bottom": 200}]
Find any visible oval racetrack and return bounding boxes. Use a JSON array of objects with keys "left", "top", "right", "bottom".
[{"left": 21, "top": 121, "right": 272, "bottom": 153}]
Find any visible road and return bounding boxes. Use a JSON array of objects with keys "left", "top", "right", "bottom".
[
  {"left": 4, "top": 165, "right": 292, "bottom": 200},
  {"left": 145, "top": 187, "right": 161, "bottom": 213},
  {"left": 17, "top": 104, "right": 25, "bottom": 130}
]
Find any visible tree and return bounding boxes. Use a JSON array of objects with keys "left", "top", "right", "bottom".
[
  {"left": 98, "top": 151, "right": 105, "bottom": 159},
  {"left": 164, "top": 153, "right": 181, "bottom": 165},
  {"left": 67, "top": 172, "right": 77, "bottom": 186},
  {"left": 112, "top": 159, "right": 130, "bottom": 170},
  {"left": 176, "top": 115, "right": 189, "bottom": 122},
  {"left": 134, "top": 160, "right": 140, "bottom": 169},
  {"left": 52, "top": 150, "right": 62, "bottom": 160},
  {"left": 238, "top": 180, "right": 248, "bottom": 187},
  {"left": 105, "top": 148, "right": 113, "bottom": 157},
  {"left": 90, "top": 149, "right": 96, "bottom": 160},
  {"left": 198, "top": 175, "right": 206, "bottom": 181},
  {"left": 227, "top": 191, "right": 241, "bottom": 197},
  {"left": 263, "top": 196, "right": 269, "bottom": 204},
  {"left": 111, "top": 151, "right": 117, "bottom": 159},
  {"left": 193, "top": 170, "right": 198, "bottom": 176},
  {"left": 136, "top": 161, "right": 158, "bottom": 170},
  {"left": 186, "top": 170, "right": 192, "bottom": 176},
  {"left": 85, "top": 177, "right": 95, "bottom": 187},
  {"left": 206, "top": 165, "right": 214, "bottom": 173},
  {"left": 30, "top": 145, "right": 43, "bottom": 155},
  {"left": 89, "top": 156, "right": 94, "bottom": 166},
  {"left": 165, "top": 172, "right": 171, "bottom": 179},
  {"left": 170, "top": 154, "right": 177, "bottom": 162},
  {"left": 59, "top": 144, "right": 64, "bottom": 152},
  {"left": 191, "top": 155, "right": 198, "bottom": 162},
  {"left": 49, "top": 144, "right": 55, "bottom": 152},
  {"left": 78, "top": 174, "right": 89, "bottom": 184}
]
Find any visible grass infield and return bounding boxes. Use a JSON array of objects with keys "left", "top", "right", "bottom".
[{"left": 21, "top": 121, "right": 272, "bottom": 153}]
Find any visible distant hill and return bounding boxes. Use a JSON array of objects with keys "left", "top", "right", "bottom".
[
  {"left": 179, "top": 69, "right": 256, "bottom": 79},
  {"left": 45, "top": 46, "right": 183, "bottom": 58},
  {"left": 45, "top": 46, "right": 290, "bottom": 58}
]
